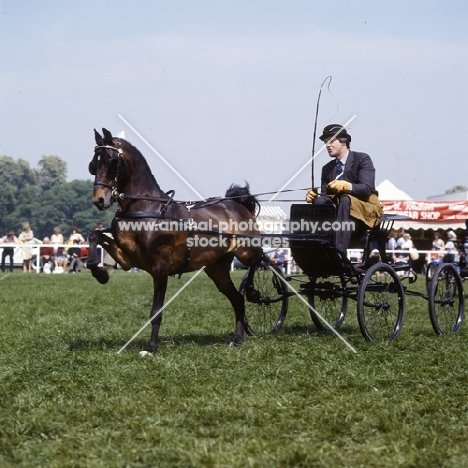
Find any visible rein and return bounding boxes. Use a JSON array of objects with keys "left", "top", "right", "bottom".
[
  {"left": 92, "top": 142, "right": 309, "bottom": 220},
  {"left": 111, "top": 187, "right": 310, "bottom": 206}
]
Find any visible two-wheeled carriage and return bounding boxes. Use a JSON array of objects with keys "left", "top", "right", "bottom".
[{"left": 240, "top": 203, "right": 465, "bottom": 343}]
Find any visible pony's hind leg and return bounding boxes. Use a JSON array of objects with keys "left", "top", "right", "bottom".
[{"left": 204, "top": 256, "right": 247, "bottom": 347}]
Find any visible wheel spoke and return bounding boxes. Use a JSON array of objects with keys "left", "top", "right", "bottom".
[
  {"left": 357, "top": 263, "right": 405, "bottom": 343},
  {"left": 240, "top": 260, "right": 288, "bottom": 335},
  {"left": 428, "top": 264, "right": 464, "bottom": 335},
  {"left": 308, "top": 275, "right": 348, "bottom": 330}
]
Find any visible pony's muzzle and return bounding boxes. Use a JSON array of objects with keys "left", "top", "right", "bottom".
[{"left": 92, "top": 188, "right": 113, "bottom": 210}]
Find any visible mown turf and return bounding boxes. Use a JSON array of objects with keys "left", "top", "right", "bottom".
[{"left": 0, "top": 269, "right": 467, "bottom": 467}]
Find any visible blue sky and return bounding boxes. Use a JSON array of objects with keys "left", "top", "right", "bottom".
[{"left": 1, "top": 0, "right": 467, "bottom": 205}]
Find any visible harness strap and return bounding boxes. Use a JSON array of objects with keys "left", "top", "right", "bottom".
[
  {"left": 175, "top": 232, "right": 193, "bottom": 279},
  {"left": 114, "top": 211, "right": 181, "bottom": 221}
]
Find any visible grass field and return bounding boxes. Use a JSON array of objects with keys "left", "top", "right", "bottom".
[{"left": 0, "top": 268, "right": 467, "bottom": 467}]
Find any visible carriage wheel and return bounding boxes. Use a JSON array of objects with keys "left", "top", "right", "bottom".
[
  {"left": 308, "top": 275, "right": 348, "bottom": 330},
  {"left": 428, "top": 263, "right": 464, "bottom": 335},
  {"left": 425, "top": 262, "right": 437, "bottom": 293},
  {"left": 240, "top": 259, "right": 288, "bottom": 336},
  {"left": 357, "top": 262, "right": 405, "bottom": 343}
]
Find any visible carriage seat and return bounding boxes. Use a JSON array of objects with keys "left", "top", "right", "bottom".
[{"left": 288, "top": 203, "right": 371, "bottom": 250}]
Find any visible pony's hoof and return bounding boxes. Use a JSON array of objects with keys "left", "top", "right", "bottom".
[
  {"left": 227, "top": 340, "right": 242, "bottom": 348},
  {"left": 91, "top": 267, "right": 109, "bottom": 284},
  {"left": 139, "top": 350, "right": 154, "bottom": 357}
]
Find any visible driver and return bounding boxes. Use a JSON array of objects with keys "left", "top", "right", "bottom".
[{"left": 306, "top": 124, "right": 383, "bottom": 252}]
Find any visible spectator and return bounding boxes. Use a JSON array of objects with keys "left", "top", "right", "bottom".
[
  {"left": 460, "top": 221, "right": 468, "bottom": 276},
  {"left": 401, "top": 233, "right": 418, "bottom": 271},
  {"left": 54, "top": 248, "right": 68, "bottom": 273},
  {"left": 40, "top": 237, "right": 55, "bottom": 273},
  {"left": 69, "top": 226, "right": 85, "bottom": 244},
  {"left": 432, "top": 232, "right": 445, "bottom": 250},
  {"left": 444, "top": 231, "right": 458, "bottom": 263},
  {"left": 67, "top": 239, "right": 82, "bottom": 273},
  {"left": 393, "top": 246, "right": 410, "bottom": 267},
  {"left": 387, "top": 230, "right": 398, "bottom": 254},
  {"left": 396, "top": 231, "right": 406, "bottom": 248},
  {"left": 431, "top": 232, "right": 445, "bottom": 261},
  {"left": 401, "top": 233, "right": 415, "bottom": 250},
  {"left": 269, "top": 248, "right": 289, "bottom": 272},
  {"left": 1, "top": 229, "right": 18, "bottom": 273},
  {"left": 51, "top": 226, "right": 66, "bottom": 272},
  {"left": 51, "top": 226, "right": 64, "bottom": 253},
  {"left": 18, "top": 222, "right": 34, "bottom": 272}
]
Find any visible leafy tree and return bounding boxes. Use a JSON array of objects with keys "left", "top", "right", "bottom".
[
  {"left": 0, "top": 156, "right": 38, "bottom": 190},
  {"left": 445, "top": 185, "right": 468, "bottom": 194},
  {"left": 0, "top": 157, "right": 40, "bottom": 232},
  {"left": 0, "top": 155, "right": 114, "bottom": 240},
  {"left": 38, "top": 155, "right": 67, "bottom": 191}
]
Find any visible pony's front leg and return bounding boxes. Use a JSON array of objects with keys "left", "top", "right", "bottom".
[
  {"left": 140, "top": 275, "right": 168, "bottom": 356},
  {"left": 87, "top": 229, "right": 110, "bottom": 284}
]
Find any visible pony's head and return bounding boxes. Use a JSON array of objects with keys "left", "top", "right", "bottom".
[{"left": 89, "top": 128, "right": 129, "bottom": 210}]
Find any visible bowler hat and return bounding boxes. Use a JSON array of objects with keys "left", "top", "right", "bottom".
[{"left": 319, "top": 124, "right": 351, "bottom": 142}]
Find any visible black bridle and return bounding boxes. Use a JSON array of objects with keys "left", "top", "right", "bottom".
[
  {"left": 91, "top": 144, "right": 124, "bottom": 194},
  {"left": 91, "top": 143, "right": 176, "bottom": 214}
]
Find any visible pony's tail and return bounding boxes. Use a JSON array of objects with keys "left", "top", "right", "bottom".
[{"left": 225, "top": 182, "right": 260, "bottom": 217}]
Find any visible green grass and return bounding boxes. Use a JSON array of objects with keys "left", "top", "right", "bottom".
[{"left": 0, "top": 269, "right": 467, "bottom": 467}]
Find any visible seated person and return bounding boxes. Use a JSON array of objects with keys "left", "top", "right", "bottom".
[
  {"left": 393, "top": 246, "right": 410, "bottom": 266},
  {"left": 40, "top": 237, "right": 55, "bottom": 272},
  {"left": 306, "top": 124, "right": 384, "bottom": 253},
  {"left": 1, "top": 229, "right": 18, "bottom": 273},
  {"left": 269, "top": 248, "right": 289, "bottom": 271},
  {"left": 54, "top": 247, "right": 68, "bottom": 273},
  {"left": 67, "top": 240, "right": 82, "bottom": 273},
  {"left": 431, "top": 233, "right": 445, "bottom": 261}
]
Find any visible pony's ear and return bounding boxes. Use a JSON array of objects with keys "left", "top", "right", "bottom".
[
  {"left": 94, "top": 129, "right": 103, "bottom": 145},
  {"left": 102, "top": 128, "right": 113, "bottom": 144}
]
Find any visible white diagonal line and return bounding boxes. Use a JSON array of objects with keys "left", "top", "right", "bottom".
[
  {"left": 268, "top": 266, "right": 357, "bottom": 354},
  {"left": 268, "top": 114, "right": 356, "bottom": 201},
  {"left": 118, "top": 114, "right": 207, "bottom": 201},
  {"left": 117, "top": 266, "right": 206, "bottom": 354}
]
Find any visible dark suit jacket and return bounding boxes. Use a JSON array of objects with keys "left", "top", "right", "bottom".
[{"left": 320, "top": 151, "right": 378, "bottom": 200}]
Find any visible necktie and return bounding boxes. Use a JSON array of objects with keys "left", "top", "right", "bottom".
[{"left": 335, "top": 160, "right": 344, "bottom": 180}]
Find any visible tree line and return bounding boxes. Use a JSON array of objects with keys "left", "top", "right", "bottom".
[{"left": 0, "top": 155, "right": 115, "bottom": 241}]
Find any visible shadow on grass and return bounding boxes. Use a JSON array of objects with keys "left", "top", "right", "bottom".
[
  {"left": 68, "top": 332, "right": 237, "bottom": 352},
  {"left": 281, "top": 323, "right": 359, "bottom": 337},
  {"left": 68, "top": 323, "right": 366, "bottom": 352}
]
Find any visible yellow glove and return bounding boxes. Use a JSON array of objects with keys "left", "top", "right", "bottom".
[
  {"left": 306, "top": 188, "right": 319, "bottom": 203},
  {"left": 327, "top": 180, "right": 351, "bottom": 194}
]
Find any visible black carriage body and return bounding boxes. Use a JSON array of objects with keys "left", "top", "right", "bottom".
[{"left": 288, "top": 203, "right": 347, "bottom": 276}]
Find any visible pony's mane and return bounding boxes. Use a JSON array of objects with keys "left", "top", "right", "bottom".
[{"left": 115, "top": 137, "right": 161, "bottom": 190}]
